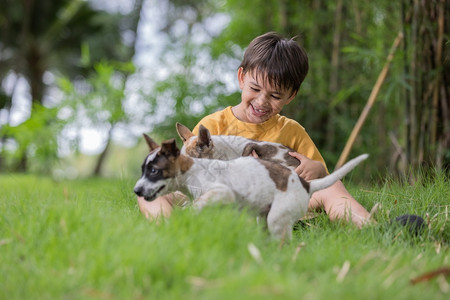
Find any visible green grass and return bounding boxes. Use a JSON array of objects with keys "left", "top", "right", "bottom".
[{"left": 1, "top": 172, "right": 448, "bottom": 300}]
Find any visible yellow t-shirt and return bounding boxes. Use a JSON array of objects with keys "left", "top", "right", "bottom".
[{"left": 193, "top": 106, "right": 327, "bottom": 170}]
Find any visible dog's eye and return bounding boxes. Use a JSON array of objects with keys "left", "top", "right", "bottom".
[{"left": 149, "top": 167, "right": 160, "bottom": 176}]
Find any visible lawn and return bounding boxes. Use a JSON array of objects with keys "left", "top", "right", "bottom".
[{"left": 1, "top": 172, "right": 448, "bottom": 299}]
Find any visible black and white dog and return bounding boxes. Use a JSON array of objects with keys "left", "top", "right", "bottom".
[{"left": 134, "top": 134, "right": 368, "bottom": 240}]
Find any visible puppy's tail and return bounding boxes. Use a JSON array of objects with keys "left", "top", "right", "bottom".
[{"left": 308, "top": 154, "right": 368, "bottom": 195}]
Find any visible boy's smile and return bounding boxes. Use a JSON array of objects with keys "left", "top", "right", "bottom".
[{"left": 232, "top": 68, "right": 297, "bottom": 124}]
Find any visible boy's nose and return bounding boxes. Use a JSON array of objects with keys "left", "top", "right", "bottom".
[{"left": 254, "top": 93, "right": 270, "bottom": 104}]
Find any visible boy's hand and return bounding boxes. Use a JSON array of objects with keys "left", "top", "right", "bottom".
[{"left": 288, "top": 152, "right": 327, "bottom": 180}]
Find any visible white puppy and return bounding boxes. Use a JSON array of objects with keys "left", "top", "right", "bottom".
[{"left": 134, "top": 135, "right": 368, "bottom": 240}]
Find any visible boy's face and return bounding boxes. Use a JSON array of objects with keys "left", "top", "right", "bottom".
[{"left": 235, "top": 68, "right": 297, "bottom": 124}]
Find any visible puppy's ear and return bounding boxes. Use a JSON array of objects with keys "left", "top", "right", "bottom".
[
  {"left": 242, "top": 143, "right": 259, "bottom": 157},
  {"left": 160, "top": 138, "right": 180, "bottom": 157},
  {"left": 198, "top": 124, "right": 212, "bottom": 149},
  {"left": 176, "top": 122, "right": 194, "bottom": 143},
  {"left": 143, "top": 134, "right": 160, "bottom": 152}
]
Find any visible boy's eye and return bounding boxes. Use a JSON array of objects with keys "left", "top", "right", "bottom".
[
  {"left": 250, "top": 87, "right": 259, "bottom": 92},
  {"left": 272, "top": 95, "right": 281, "bottom": 100}
]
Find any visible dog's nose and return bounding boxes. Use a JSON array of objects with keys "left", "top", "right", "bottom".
[{"left": 134, "top": 186, "right": 143, "bottom": 196}]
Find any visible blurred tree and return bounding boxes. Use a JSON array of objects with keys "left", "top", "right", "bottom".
[
  {"left": 0, "top": 0, "right": 142, "bottom": 172},
  {"left": 89, "top": 0, "right": 143, "bottom": 176},
  {"left": 58, "top": 59, "right": 135, "bottom": 176},
  {"left": 1, "top": 104, "right": 62, "bottom": 173},
  {"left": 135, "top": 0, "right": 236, "bottom": 139}
]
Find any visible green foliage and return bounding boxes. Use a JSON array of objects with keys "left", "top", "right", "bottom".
[
  {"left": 0, "top": 0, "right": 142, "bottom": 173},
  {"left": 0, "top": 104, "right": 62, "bottom": 173},
  {"left": 0, "top": 0, "right": 129, "bottom": 93},
  {"left": 138, "top": 34, "right": 239, "bottom": 141},
  {"left": 58, "top": 58, "right": 135, "bottom": 151},
  {"left": 0, "top": 173, "right": 448, "bottom": 299}
]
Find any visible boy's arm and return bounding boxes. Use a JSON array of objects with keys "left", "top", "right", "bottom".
[
  {"left": 279, "top": 119, "right": 328, "bottom": 178},
  {"left": 288, "top": 152, "right": 327, "bottom": 180}
]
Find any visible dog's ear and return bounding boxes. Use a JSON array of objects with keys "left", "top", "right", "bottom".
[
  {"left": 160, "top": 138, "right": 180, "bottom": 157},
  {"left": 198, "top": 124, "right": 212, "bottom": 149},
  {"left": 242, "top": 143, "right": 260, "bottom": 157},
  {"left": 143, "top": 134, "right": 160, "bottom": 152},
  {"left": 176, "top": 122, "right": 194, "bottom": 143}
]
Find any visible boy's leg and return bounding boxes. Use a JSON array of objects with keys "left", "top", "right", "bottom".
[
  {"left": 308, "top": 180, "right": 371, "bottom": 228},
  {"left": 137, "top": 192, "right": 187, "bottom": 220}
]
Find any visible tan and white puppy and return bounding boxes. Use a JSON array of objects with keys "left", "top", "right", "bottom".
[
  {"left": 176, "top": 123, "right": 300, "bottom": 169},
  {"left": 134, "top": 135, "right": 368, "bottom": 240}
]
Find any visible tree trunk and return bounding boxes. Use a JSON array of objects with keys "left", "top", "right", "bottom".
[
  {"left": 91, "top": 0, "right": 144, "bottom": 176},
  {"left": 93, "top": 127, "right": 113, "bottom": 176},
  {"left": 0, "top": 75, "right": 17, "bottom": 172},
  {"left": 325, "top": 0, "right": 343, "bottom": 153},
  {"left": 402, "top": 0, "right": 449, "bottom": 173}
]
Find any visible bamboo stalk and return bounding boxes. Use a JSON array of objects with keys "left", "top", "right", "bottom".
[
  {"left": 329, "top": 0, "right": 343, "bottom": 93},
  {"left": 430, "top": 0, "right": 444, "bottom": 154},
  {"left": 409, "top": 0, "right": 419, "bottom": 169},
  {"left": 335, "top": 31, "right": 404, "bottom": 169},
  {"left": 326, "top": 0, "right": 343, "bottom": 152}
]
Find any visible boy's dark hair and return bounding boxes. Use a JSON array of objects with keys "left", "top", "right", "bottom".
[{"left": 239, "top": 32, "right": 308, "bottom": 96}]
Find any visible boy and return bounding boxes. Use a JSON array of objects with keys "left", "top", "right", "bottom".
[{"left": 137, "top": 32, "right": 371, "bottom": 227}]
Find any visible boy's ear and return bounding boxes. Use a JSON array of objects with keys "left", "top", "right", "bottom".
[
  {"left": 286, "top": 90, "right": 298, "bottom": 104},
  {"left": 237, "top": 67, "right": 245, "bottom": 89}
]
